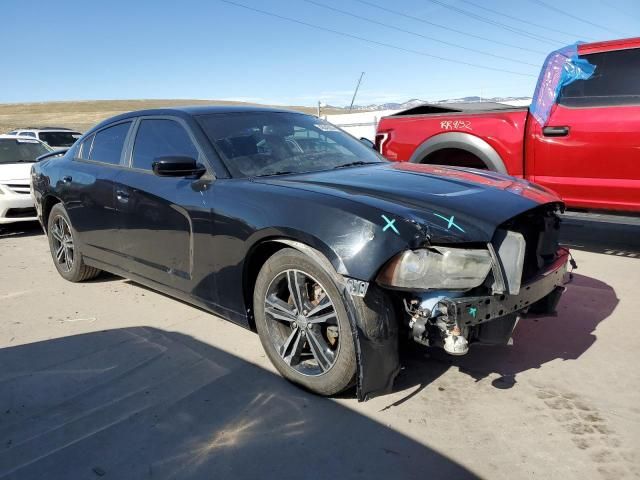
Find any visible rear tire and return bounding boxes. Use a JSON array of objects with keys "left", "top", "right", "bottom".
[
  {"left": 47, "top": 203, "right": 101, "bottom": 282},
  {"left": 253, "top": 248, "right": 356, "bottom": 396}
]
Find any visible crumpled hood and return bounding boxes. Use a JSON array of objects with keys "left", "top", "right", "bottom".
[
  {"left": 257, "top": 162, "right": 562, "bottom": 243},
  {"left": 0, "top": 163, "right": 33, "bottom": 183}
]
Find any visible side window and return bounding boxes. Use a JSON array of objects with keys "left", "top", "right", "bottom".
[
  {"left": 131, "top": 119, "right": 199, "bottom": 170},
  {"left": 559, "top": 48, "right": 640, "bottom": 108},
  {"left": 78, "top": 134, "right": 95, "bottom": 160},
  {"left": 89, "top": 122, "right": 131, "bottom": 165},
  {"left": 20, "top": 131, "right": 36, "bottom": 138}
]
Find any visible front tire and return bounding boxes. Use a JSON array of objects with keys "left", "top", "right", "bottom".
[
  {"left": 253, "top": 248, "right": 356, "bottom": 396},
  {"left": 47, "top": 203, "right": 101, "bottom": 282}
]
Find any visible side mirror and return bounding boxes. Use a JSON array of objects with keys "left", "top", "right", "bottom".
[
  {"left": 359, "top": 137, "right": 375, "bottom": 149},
  {"left": 152, "top": 156, "right": 206, "bottom": 177}
]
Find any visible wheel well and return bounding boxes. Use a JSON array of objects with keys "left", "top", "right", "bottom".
[
  {"left": 41, "top": 195, "right": 61, "bottom": 231},
  {"left": 421, "top": 148, "right": 489, "bottom": 169},
  {"left": 243, "top": 241, "right": 289, "bottom": 330}
]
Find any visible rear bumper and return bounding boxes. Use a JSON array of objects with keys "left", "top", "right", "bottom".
[{"left": 450, "top": 252, "right": 569, "bottom": 327}]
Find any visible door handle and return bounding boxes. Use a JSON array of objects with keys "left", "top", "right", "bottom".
[
  {"left": 542, "top": 126, "right": 570, "bottom": 137},
  {"left": 116, "top": 190, "right": 130, "bottom": 203},
  {"left": 62, "top": 175, "right": 72, "bottom": 183}
]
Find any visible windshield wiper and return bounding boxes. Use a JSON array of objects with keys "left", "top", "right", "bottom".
[
  {"left": 333, "top": 161, "right": 379, "bottom": 169},
  {"left": 254, "top": 170, "right": 296, "bottom": 178}
]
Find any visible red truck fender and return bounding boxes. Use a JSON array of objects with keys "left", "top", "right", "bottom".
[{"left": 407, "top": 132, "right": 508, "bottom": 174}]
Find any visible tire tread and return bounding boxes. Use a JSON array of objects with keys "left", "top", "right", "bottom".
[{"left": 47, "top": 203, "right": 102, "bottom": 283}]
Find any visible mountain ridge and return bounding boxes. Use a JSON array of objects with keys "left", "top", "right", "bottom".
[{"left": 329, "top": 96, "right": 532, "bottom": 111}]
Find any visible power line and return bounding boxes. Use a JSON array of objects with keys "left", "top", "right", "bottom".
[
  {"left": 355, "top": 0, "right": 547, "bottom": 55},
  {"left": 424, "top": 0, "right": 565, "bottom": 45},
  {"left": 460, "top": 0, "right": 596, "bottom": 41},
  {"left": 529, "top": 0, "right": 628, "bottom": 36},
  {"left": 599, "top": 0, "right": 640, "bottom": 22},
  {"left": 219, "top": 0, "right": 538, "bottom": 77},
  {"left": 304, "top": 0, "right": 540, "bottom": 67}
]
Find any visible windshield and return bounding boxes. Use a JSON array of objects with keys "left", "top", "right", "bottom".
[
  {"left": 38, "top": 131, "right": 81, "bottom": 147},
  {"left": 197, "top": 112, "right": 384, "bottom": 178},
  {"left": 0, "top": 139, "right": 50, "bottom": 164}
]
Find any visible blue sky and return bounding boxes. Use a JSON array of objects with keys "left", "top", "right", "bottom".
[{"left": 1, "top": 0, "right": 638, "bottom": 106}]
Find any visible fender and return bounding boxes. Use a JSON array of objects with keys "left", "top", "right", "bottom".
[
  {"left": 409, "top": 132, "right": 508, "bottom": 174},
  {"left": 273, "top": 239, "right": 400, "bottom": 402}
]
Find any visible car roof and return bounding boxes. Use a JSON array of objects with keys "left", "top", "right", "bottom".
[
  {"left": 13, "top": 128, "right": 81, "bottom": 133},
  {"left": 17, "top": 126, "right": 75, "bottom": 131},
  {"left": 579, "top": 36, "right": 640, "bottom": 55},
  {"left": 90, "top": 105, "right": 307, "bottom": 132},
  {"left": 0, "top": 134, "right": 48, "bottom": 143}
]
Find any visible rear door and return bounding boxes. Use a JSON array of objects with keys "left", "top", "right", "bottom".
[
  {"left": 65, "top": 121, "right": 133, "bottom": 267},
  {"left": 114, "top": 116, "right": 212, "bottom": 291},
  {"left": 529, "top": 47, "right": 640, "bottom": 212}
]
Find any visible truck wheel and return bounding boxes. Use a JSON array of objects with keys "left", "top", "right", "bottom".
[
  {"left": 253, "top": 248, "right": 356, "bottom": 396},
  {"left": 47, "top": 203, "right": 101, "bottom": 282}
]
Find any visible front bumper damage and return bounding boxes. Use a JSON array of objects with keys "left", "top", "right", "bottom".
[
  {"left": 404, "top": 251, "right": 569, "bottom": 354},
  {"left": 349, "top": 251, "right": 568, "bottom": 401},
  {"left": 345, "top": 205, "right": 569, "bottom": 401}
]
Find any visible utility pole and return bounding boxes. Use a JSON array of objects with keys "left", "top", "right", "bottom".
[
  {"left": 317, "top": 100, "right": 321, "bottom": 117},
  {"left": 348, "top": 72, "right": 365, "bottom": 113}
]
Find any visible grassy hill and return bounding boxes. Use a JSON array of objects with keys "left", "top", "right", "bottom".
[{"left": 0, "top": 99, "right": 348, "bottom": 134}]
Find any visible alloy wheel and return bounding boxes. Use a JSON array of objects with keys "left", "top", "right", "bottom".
[
  {"left": 50, "top": 215, "right": 74, "bottom": 272},
  {"left": 264, "top": 269, "right": 341, "bottom": 376}
]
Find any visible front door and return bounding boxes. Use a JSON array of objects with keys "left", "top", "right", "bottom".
[
  {"left": 529, "top": 47, "right": 640, "bottom": 212},
  {"left": 114, "top": 117, "right": 212, "bottom": 291}
]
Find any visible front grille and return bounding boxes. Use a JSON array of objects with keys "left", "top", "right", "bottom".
[
  {"left": 3, "top": 183, "right": 30, "bottom": 194},
  {"left": 5, "top": 207, "right": 37, "bottom": 218}
]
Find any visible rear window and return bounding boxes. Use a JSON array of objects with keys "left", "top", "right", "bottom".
[
  {"left": 78, "top": 134, "right": 95, "bottom": 160},
  {"left": 559, "top": 48, "right": 640, "bottom": 108},
  {"left": 89, "top": 123, "right": 131, "bottom": 165},
  {"left": 0, "top": 139, "right": 49, "bottom": 164},
  {"left": 38, "top": 131, "right": 81, "bottom": 147}
]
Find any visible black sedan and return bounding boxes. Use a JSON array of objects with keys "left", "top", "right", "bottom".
[{"left": 31, "top": 106, "right": 569, "bottom": 400}]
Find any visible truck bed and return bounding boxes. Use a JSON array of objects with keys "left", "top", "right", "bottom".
[{"left": 389, "top": 102, "right": 527, "bottom": 117}]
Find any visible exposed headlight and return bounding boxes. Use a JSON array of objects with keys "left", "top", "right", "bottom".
[{"left": 377, "top": 247, "right": 493, "bottom": 290}]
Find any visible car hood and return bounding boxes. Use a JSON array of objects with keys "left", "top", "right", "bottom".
[
  {"left": 0, "top": 162, "right": 33, "bottom": 183},
  {"left": 256, "top": 162, "right": 562, "bottom": 243}
]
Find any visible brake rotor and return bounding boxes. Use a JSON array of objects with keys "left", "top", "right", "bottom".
[{"left": 310, "top": 285, "right": 339, "bottom": 347}]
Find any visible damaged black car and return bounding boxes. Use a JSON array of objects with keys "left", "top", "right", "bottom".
[{"left": 31, "top": 106, "right": 569, "bottom": 400}]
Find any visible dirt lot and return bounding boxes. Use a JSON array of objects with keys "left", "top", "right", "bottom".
[
  {"left": 0, "top": 221, "right": 639, "bottom": 479},
  {"left": 0, "top": 100, "right": 347, "bottom": 134}
]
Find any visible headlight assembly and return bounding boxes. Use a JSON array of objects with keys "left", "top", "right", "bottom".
[{"left": 377, "top": 247, "right": 493, "bottom": 290}]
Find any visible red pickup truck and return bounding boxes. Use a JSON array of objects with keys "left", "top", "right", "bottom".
[{"left": 376, "top": 37, "right": 640, "bottom": 214}]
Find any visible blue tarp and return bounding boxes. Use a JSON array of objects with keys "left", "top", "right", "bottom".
[{"left": 529, "top": 43, "right": 596, "bottom": 126}]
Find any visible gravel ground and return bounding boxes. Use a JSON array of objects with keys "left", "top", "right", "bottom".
[{"left": 0, "top": 222, "right": 638, "bottom": 479}]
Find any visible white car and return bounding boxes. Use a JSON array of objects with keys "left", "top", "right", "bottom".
[
  {"left": 0, "top": 135, "right": 52, "bottom": 224},
  {"left": 6, "top": 127, "right": 81, "bottom": 150}
]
